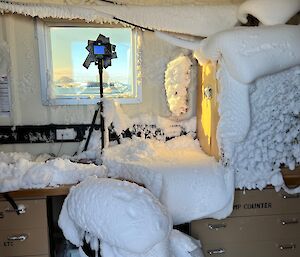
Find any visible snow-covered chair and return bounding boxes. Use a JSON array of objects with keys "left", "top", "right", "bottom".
[{"left": 58, "top": 177, "right": 202, "bottom": 257}]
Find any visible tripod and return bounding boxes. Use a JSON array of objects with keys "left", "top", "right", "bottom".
[{"left": 83, "top": 60, "right": 105, "bottom": 152}]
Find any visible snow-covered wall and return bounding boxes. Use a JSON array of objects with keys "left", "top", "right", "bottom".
[
  {"left": 0, "top": 14, "right": 193, "bottom": 154},
  {"left": 194, "top": 24, "right": 300, "bottom": 191}
]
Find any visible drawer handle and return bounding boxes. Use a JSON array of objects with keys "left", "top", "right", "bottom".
[
  {"left": 207, "top": 248, "right": 225, "bottom": 255},
  {"left": 281, "top": 219, "right": 298, "bottom": 225},
  {"left": 5, "top": 204, "right": 26, "bottom": 214},
  {"left": 282, "top": 193, "right": 300, "bottom": 199},
  {"left": 7, "top": 234, "right": 28, "bottom": 242},
  {"left": 279, "top": 244, "right": 296, "bottom": 250},
  {"left": 208, "top": 224, "right": 227, "bottom": 230}
]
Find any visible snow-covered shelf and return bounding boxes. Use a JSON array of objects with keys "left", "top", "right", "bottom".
[{"left": 2, "top": 168, "right": 300, "bottom": 200}]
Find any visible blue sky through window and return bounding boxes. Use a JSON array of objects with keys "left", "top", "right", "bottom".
[{"left": 50, "top": 27, "right": 132, "bottom": 97}]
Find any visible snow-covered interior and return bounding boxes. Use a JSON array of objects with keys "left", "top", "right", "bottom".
[
  {"left": 0, "top": 0, "right": 300, "bottom": 256},
  {"left": 194, "top": 24, "right": 300, "bottom": 191}
]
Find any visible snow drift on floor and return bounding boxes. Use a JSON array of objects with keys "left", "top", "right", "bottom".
[
  {"left": 59, "top": 177, "right": 203, "bottom": 257},
  {"left": 103, "top": 135, "right": 234, "bottom": 225}
]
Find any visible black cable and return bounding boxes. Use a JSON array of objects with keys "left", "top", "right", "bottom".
[
  {"left": 83, "top": 103, "right": 101, "bottom": 152},
  {"left": 98, "top": 0, "right": 123, "bottom": 5},
  {"left": 113, "top": 17, "right": 154, "bottom": 32},
  {"left": 3, "top": 193, "right": 20, "bottom": 215}
]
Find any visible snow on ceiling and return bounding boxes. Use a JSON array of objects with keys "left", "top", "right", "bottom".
[
  {"left": 0, "top": 0, "right": 240, "bottom": 37},
  {"left": 238, "top": 0, "right": 300, "bottom": 25}
]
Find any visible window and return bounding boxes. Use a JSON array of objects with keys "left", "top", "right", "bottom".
[{"left": 37, "top": 21, "right": 142, "bottom": 105}]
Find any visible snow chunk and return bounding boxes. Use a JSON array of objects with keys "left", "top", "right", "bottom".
[
  {"left": 238, "top": 0, "right": 300, "bottom": 25},
  {"left": 164, "top": 55, "right": 192, "bottom": 118},
  {"left": 0, "top": 154, "right": 107, "bottom": 192},
  {"left": 194, "top": 25, "right": 300, "bottom": 84},
  {"left": 103, "top": 135, "right": 234, "bottom": 224},
  {"left": 59, "top": 177, "right": 172, "bottom": 254}
]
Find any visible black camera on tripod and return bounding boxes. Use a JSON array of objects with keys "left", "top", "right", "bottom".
[{"left": 83, "top": 34, "right": 117, "bottom": 69}]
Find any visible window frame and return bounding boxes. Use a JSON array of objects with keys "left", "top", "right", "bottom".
[{"left": 36, "top": 19, "right": 142, "bottom": 105}]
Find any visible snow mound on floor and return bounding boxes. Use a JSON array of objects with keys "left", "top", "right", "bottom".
[
  {"left": 238, "top": 0, "right": 300, "bottom": 25},
  {"left": 194, "top": 25, "right": 300, "bottom": 84},
  {"left": 0, "top": 155, "right": 107, "bottom": 192},
  {"left": 58, "top": 177, "right": 204, "bottom": 257},
  {"left": 103, "top": 135, "right": 234, "bottom": 224},
  {"left": 59, "top": 177, "right": 171, "bottom": 254}
]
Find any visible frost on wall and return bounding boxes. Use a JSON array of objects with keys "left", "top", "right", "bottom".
[
  {"left": 194, "top": 25, "right": 300, "bottom": 191},
  {"left": 219, "top": 66, "right": 300, "bottom": 190},
  {"left": 164, "top": 55, "right": 192, "bottom": 119}
]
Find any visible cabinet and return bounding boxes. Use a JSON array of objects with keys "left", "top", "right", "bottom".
[
  {"left": 0, "top": 197, "right": 50, "bottom": 257},
  {"left": 191, "top": 189, "right": 300, "bottom": 257}
]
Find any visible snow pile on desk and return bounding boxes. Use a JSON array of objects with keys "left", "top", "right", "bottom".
[
  {"left": 103, "top": 135, "right": 234, "bottom": 225},
  {"left": 0, "top": 153, "right": 107, "bottom": 192},
  {"left": 59, "top": 177, "right": 203, "bottom": 257},
  {"left": 103, "top": 100, "right": 197, "bottom": 141},
  {"left": 194, "top": 24, "right": 300, "bottom": 190},
  {"left": 238, "top": 0, "right": 300, "bottom": 25}
]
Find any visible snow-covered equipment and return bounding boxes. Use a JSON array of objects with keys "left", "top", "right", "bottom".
[
  {"left": 83, "top": 34, "right": 117, "bottom": 152},
  {"left": 58, "top": 177, "right": 203, "bottom": 257}
]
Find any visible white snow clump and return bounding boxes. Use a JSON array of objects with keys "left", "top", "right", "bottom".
[
  {"left": 0, "top": 153, "right": 107, "bottom": 192},
  {"left": 194, "top": 25, "right": 300, "bottom": 84},
  {"left": 238, "top": 0, "right": 300, "bottom": 25},
  {"left": 164, "top": 55, "right": 192, "bottom": 119},
  {"left": 58, "top": 177, "right": 203, "bottom": 257}
]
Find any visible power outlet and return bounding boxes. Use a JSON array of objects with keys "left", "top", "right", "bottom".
[{"left": 56, "top": 128, "right": 77, "bottom": 140}]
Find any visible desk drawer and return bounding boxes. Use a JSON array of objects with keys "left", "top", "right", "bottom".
[
  {"left": 191, "top": 214, "right": 300, "bottom": 244},
  {"left": 202, "top": 239, "right": 299, "bottom": 257},
  {"left": 231, "top": 189, "right": 300, "bottom": 217},
  {"left": 0, "top": 228, "right": 49, "bottom": 257},
  {"left": 0, "top": 199, "right": 47, "bottom": 230}
]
